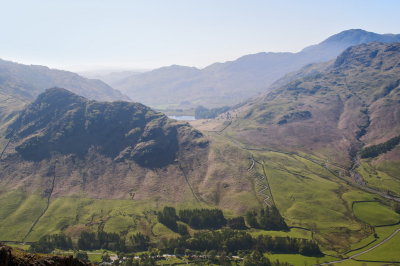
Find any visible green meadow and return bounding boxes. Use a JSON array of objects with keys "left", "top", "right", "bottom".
[{"left": 353, "top": 201, "right": 400, "bottom": 226}]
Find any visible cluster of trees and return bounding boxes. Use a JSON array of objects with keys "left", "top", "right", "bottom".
[
  {"left": 158, "top": 206, "right": 288, "bottom": 232},
  {"left": 160, "top": 229, "right": 322, "bottom": 257},
  {"left": 78, "top": 231, "right": 151, "bottom": 252},
  {"left": 157, "top": 207, "right": 227, "bottom": 231},
  {"left": 29, "top": 206, "right": 322, "bottom": 262},
  {"left": 157, "top": 207, "right": 179, "bottom": 231},
  {"left": 29, "top": 234, "right": 73, "bottom": 253},
  {"left": 77, "top": 231, "right": 127, "bottom": 251},
  {"left": 179, "top": 209, "right": 227, "bottom": 229},
  {"left": 227, "top": 217, "right": 247, "bottom": 230},
  {"left": 360, "top": 135, "right": 400, "bottom": 158},
  {"left": 31, "top": 231, "right": 151, "bottom": 253},
  {"left": 245, "top": 206, "right": 289, "bottom": 231},
  {"left": 194, "top": 105, "right": 230, "bottom": 119},
  {"left": 29, "top": 231, "right": 321, "bottom": 263}
]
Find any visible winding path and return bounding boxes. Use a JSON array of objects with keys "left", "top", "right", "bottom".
[{"left": 247, "top": 156, "right": 275, "bottom": 207}]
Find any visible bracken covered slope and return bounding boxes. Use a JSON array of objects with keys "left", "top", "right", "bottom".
[{"left": 228, "top": 42, "right": 400, "bottom": 167}]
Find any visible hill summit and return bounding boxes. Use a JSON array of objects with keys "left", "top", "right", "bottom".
[{"left": 1, "top": 88, "right": 209, "bottom": 199}]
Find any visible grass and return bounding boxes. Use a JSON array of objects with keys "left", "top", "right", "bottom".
[
  {"left": 341, "top": 224, "right": 400, "bottom": 262},
  {"left": 249, "top": 228, "right": 312, "bottom": 239},
  {"left": 344, "top": 233, "right": 376, "bottom": 257},
  {"left": 252, "top": 150, "right": 366, "bottom": 249},
  {"left": 376, "top": 160, "right": 400, "bottom": 181},
  {"left": 87, "top": 252, "right": 103, "bottom": 263},
  {"left": 152, "top": 223, "right": 180, "bottom": 238},
  {"left": 358, "top": 161, "right": 400, "bottom": 196},
  {"left": 0, "top": 192, "right": 209, "bottom": 242},
  {"left": 156, "top": 257, "right": 185, "bottom": 265},
  {"left": 208, "top": 133, "right": 389, "bottom": 252},
  {"left": 53, "top": 249, "right": 115, "bottom": 263},
  {"left": 0, "top": 134, "right": 397, "bottom": 259},
  {"left": 355, "top": 229, "right": 400, "bottom": 262},
  {"left": 353, "top": 201, "right": 400, "bottom": 226},
  {"left": 266, "top": 253, "right": 337, "bottom": 266},
  {"left": 0, "top": 191, "right": 47, "bottom": 241},
  {"left": 334, "top": 260, "right": 385, "bottom": 265},
  {"left": 7, "top": 243, "right": 31, "bottom": 250}
]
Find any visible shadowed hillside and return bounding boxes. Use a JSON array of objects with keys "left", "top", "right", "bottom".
[{"left": 0, "top": 88, "right": 209, "bottom": 200}]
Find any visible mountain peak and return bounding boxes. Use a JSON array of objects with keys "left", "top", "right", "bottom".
[
  {"left": 7, "top": 89, "right": 208, "bottom": 167},
  {"left": 321, "top": 29, "right": 400, "bottom": 44},
  {"left": 39, "top": 87, "right": 87, "bottom": 101}
]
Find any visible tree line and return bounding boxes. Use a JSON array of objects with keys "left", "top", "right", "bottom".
[
  {"left": 157, "top": 207, "right": 228, "bottom": 232},
  {"left": 360, "top": 135, "right": 400, "bottom": 158},
  {"left": 194, "top": 105, "right": 231, "bottom": 119},
  {"left": 160, "top": 229, "right": 322, "bottom": 256},
  {"left": 29, "top": 234, "right": 73, "bottom": 253},
  {"left": 29, "top": 207, "right": 321, "bottom": 261},
  {"left": 30, "top": 231, "right": 151, "bottom": 253},
  {"left": 158, "top": 206, "right": 287, "bottom": 232},
  {"left": 245, "top": 206, "right": 289, "bottom": 231}
]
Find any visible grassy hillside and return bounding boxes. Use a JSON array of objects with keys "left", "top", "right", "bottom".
[
  {"left": 1, "top": 130, "right": 400, "bottom": 264},
  {"left": 353, "top": 201, "right": 400, "bottom": 226}
]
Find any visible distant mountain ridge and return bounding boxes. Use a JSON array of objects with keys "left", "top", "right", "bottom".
[
  {"left": 0, "top": 58, "right": 130, "bottom": 103},
  {"left": 109, "top": 29, "right": 400, "bottom": 108}
]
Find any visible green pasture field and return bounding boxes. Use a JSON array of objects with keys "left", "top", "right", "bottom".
[{"left": 353, "top": 201, "right": 400, "bottom": 226}]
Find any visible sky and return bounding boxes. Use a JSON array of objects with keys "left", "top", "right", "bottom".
[{"left": 0, "top": 0, "right": 399, "bottom": 72}]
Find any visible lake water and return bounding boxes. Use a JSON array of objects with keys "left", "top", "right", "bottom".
[{"left": 168, "top": 115, "right": 196, "bottom": 121}]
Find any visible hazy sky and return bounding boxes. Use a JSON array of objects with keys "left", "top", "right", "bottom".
[{"left": 1, "top": 0, "right": 399, "bottom": 71}]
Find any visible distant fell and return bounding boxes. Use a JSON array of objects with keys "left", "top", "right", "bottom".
[
  {"left": 0, "top": 58, "right": 129, "bottom": 103},
  {"left": 109, "top": 29, "right": 400, "bottom": 109}
]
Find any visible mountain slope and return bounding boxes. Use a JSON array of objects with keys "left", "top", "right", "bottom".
[
  {"left": 0, "top": 88, "right": 265, "bottom": 243},
  {"left": 110, "top": 29, "right": 400, "bottom": 108},
  {"left": 226, "top": 42, "right": 400, "bottom": 165},
  {"left": 2, "top": 45, "right": 400, "bottom": 255},
  {"left": 0, "top": 59, "right": 131, "bottom": 145},
  {"left": 1, "top": 88, "right": 209, "bottom": 197},
  {"left": 0, "top": 58, "right": 129, "bottom": 103},
  {"left": 188, "top": 42, "right": 400, "bottom": 252}
]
